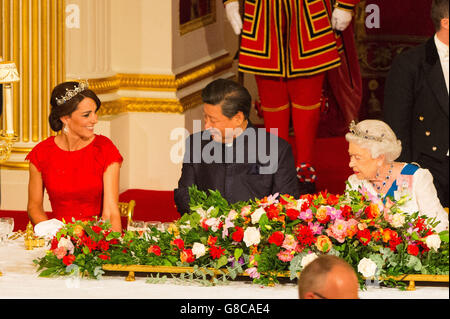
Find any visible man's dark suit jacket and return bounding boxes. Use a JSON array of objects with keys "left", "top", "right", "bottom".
[
  {"left": 383, "top": 36, "right": 449, "bottom": 207},
  {"left": 174, "top": 123, "right": 301, "bottom": 215}
]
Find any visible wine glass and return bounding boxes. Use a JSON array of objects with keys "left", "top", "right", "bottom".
[
  {"left": 127, "top": 220, "right": 146, "bottom": 236},
  {"left": 0, "top": 217, "right": 14, "bottom": 244},
  {"left": 145, "top": 221, "right": 162, "bottom": 233}
]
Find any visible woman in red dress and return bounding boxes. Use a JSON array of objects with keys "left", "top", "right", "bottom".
[{"left": 26, "top": 81, "right": 123, "bottom": 233}]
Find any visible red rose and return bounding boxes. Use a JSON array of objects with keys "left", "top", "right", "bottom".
[
  {"left": 207, "top": 235, "right": 218, "bottom": 246},
  {"left": 357, "top": 229, "right": 372, "bottom": 246},
  {"left": 172, "top": 238, "right": 184, "bottom": 250},
  {"left": 209, "top": 245, "right": 225, "bottom": 259},
  {"left": 407, "top": 244, "right": 419, "bottom": 256},
  {"left": 180, "top": 249, "right": 195, "bottom": 263},
  {"left": 91, "top": 226, "right": 103, "bottom": 234},
  {"left": 389, "top": 236, "right": 403, "bottom": 252},
  {"left": 286, "top": 209, "right": 300, "bottom": 221},
  {"left": 148, "top": 245, "right": 162, "bottom": 256},
  {"left": 340, "top": 205, "right": 353, "bottom": 220},
  {"left": 98, "top": 254, "right": 110, "bottom": 260},
  {"left": 232, "top": 226, "right": 244, "bottom": 242},
  {"left": 97, "top": 240, "right": 110, "bottom": 251},
  {"left": 327, "top": 194, "right": 339, "bottom": 206},
  {"left": 268, "top": 231, "right": 285, "bottom": 246},
  {"left": 265, "top": 204, "right": 280, "bottom": 220},
  {"left": 62, "top": 254, "right": 76, "bottom": 266}
]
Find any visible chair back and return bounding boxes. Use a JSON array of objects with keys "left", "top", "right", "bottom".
[{"left": 118, "top": 200, "right": 136, "bottom": 225}]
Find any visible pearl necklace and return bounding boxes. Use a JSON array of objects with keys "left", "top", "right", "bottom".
[{"left": 371, "top": 163, "right": 394, "bottom": 193}]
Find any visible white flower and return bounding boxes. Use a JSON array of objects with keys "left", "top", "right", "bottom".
[
  {"left": 192, "top": 242, "right": 206, "bottom": 259},
  {"left": 228, "top": 210, "right": 238, "bottom": 220},
  {"left": 295, "top": 198, "right": 307, "bottom": 211},
  {"left": 243, "top": 227, "right": 261, "bottom": 247},
  {"left": 390, "top": 213, "right": 405, "bottom": 228},
  {"left": 206, "top": 206, "right": 215, "bottom": 217},
  {"left": 205, "top": 217, "right": 220, "bottom": 232},
  {"left": 300, "top": 253, "right": 318, "bottom": 269},
  {"left": 357, "top": 257, "right": 378, "bottom": 278},
  {"left": 425, "top": 234, "right": 441, "bottom": 251},
  {"left": 58, "top": 237, "right": 74, "bottom": 255},
  {"left": 251, "top": 207, "right": 266, "bottom": 224},
  {"left": 195, "top": 207, "right": 207, "bottom": 219}
]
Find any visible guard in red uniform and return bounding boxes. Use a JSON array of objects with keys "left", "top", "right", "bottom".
[{"left": 224, "top": 0, "right": 360, "bottom": 192}]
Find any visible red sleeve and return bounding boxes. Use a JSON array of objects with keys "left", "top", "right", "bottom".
[
  {"left": 25, "top": 148, "right": 41, "bottom": 171},
  {"left": 96, "top": 135, "right": 123, "bottom": 172},
  {"left": 335, "top": 0, "right": 360, "bottom": 11},
  {"left": 25, "top": 140, "right": 50, "bottom": 172}
]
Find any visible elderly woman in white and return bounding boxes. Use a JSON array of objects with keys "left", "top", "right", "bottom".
[{"left": 345, "top": 120, "right": 448, "bottom": 232}]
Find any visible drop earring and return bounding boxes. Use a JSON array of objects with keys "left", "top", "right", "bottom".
[{"left": 63, "top": 125, "right": 69, "bottom": 134}]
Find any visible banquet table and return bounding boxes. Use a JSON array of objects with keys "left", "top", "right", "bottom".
[{"left": 0, "top": 235, "right": 448, "bottom": 300}]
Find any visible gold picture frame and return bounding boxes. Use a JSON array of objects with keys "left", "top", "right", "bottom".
[{"left": 179, "top": 0, "right": 216, "bottom": 35}]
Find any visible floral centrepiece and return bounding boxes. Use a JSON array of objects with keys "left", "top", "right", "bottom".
[{"left": 34, "top": 185, "right": 449, "bottom": 288}]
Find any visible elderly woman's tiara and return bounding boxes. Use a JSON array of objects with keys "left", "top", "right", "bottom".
[
  {"left": 55, "top": 80, "right": 89, "bottom": 106},
  {"left": 348, "top": 120, "right": 384, "bottom": 142}
]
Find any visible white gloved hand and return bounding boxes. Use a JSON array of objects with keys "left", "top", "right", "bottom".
[
  {"left": 225, "top": 1, "right": 243, "bottom": 35},
  {"left": 331, "top": 8, "right": 353, "bottom": 31},
  {"left": 34, "top": 218, "right": 65, "bottom": 238}
]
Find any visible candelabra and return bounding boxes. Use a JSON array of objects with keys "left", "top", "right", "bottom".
[{"left": 0, "top": 61, "right": 20, "bottom": 163}]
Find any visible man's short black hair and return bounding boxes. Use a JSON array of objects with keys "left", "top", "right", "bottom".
[
  {"left": 431, "top": 0, "right": 449, "bottom": 31},
  {"left": 201, "top": 78, "right": 252, "bottom": 120}
]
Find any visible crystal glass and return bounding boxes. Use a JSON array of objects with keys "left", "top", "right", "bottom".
[
  {"left": 127, "top": 220, "right": 146, "bottom": 234},
  {"left": 0, "top": 217, "right": 14, "bottom": 244},
  {"left": 145, "top": 221, "right": 163, "bottom": 232}
]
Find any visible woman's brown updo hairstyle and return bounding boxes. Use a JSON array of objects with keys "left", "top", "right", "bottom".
[{"left": 49, "top": 81, "right": 101, "bottom": 132}]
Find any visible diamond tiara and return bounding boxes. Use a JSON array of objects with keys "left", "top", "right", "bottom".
[
  {"left": 348, "top": 120, "right": 384, "bottom": 142},
  {"left": 55, "top": 80, "right": 89, "bottom": 106}
]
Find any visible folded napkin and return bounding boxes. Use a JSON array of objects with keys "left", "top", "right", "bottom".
[{"left": 34, "top": 219, "right": 65, "bottom": 238}]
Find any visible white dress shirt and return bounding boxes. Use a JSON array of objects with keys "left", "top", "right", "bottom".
[{"left": 434, "top": 34, "right": 449, "bottom": 94}]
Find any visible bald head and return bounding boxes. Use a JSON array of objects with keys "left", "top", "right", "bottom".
[{"left": 298, "top": 255, "right": 359, "bottom": 299}]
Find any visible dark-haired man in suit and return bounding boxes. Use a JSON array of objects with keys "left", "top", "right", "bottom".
[
  {"left": 174, "top": 78, "right": 301, "bottom": 215},
  {"left": 383, "top": 0, "right": 449, "bottom": 207}
]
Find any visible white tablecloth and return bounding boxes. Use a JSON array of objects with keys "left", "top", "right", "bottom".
[{"left": 0, "top": 236, "right": 448, "bottom": 299}]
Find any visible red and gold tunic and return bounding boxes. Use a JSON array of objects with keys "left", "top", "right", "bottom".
[{"left": 224, "top": 0, "right": 360, "bottom": 78}]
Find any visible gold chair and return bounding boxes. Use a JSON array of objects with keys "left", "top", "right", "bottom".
[
  {"left": 118, "top": 200, "right": 136, "bottom": 225},
  {"left": 444, "top": 207, "right": 448, "bottom": 215}
]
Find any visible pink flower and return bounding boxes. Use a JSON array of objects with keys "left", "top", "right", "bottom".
[
  {"left": 277, "top": 250, "right": 295, "bottom": 262},
  {"left": 53, "top": 246, "right": 67, "bottom": 259},
  {"left": 245, "top": 267, "right": 260, "bottom": 279},
  {"left": 326, "top": 219, "right": 348, "bottom": 243},
  {"left": 240, "top": 205, "right": 252, "bottom": 217},
  {"left": 308, "top": 221, "right": 324, "bottom": 235},
  {"left": 299, "top": 209, "right": 313, "bottom": 221},
  {"left": 281, "top": 234, "right": 298, "bottom": 251},
  {"left": 327, "top": 207, "right": 342, "bottom": 221}
]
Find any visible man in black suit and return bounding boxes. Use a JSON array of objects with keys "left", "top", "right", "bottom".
[
  {"left": 383, "top": 0, "right": 449, "bottom": 207},
  {"left": 174, "top": 78, "right": 301, "bottom": 215}
]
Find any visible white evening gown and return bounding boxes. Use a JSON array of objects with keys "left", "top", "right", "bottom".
[{"left": 346, "top": 163, "right": 449, "bottom": 233}]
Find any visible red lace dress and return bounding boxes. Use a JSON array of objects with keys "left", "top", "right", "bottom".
[{"left": 26, "top": 135, "right": 123, "bottom": 222}]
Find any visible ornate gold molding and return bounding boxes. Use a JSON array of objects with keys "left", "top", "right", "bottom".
[
  {"left": 0, "top": 160, "right": 29, "bottom": 170},
  {"left": 88, "top": 76, "right": 121, "bottom": 95},
  {"left": 89, "top": 53, "right": 233, "bottom": 95},
  {"left": 99, "top": 90, "right": 203, "bottom": 116}
]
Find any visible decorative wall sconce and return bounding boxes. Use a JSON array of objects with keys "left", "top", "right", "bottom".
[{"left": 0, "top": 61, "right": 20, "bottom": 163}]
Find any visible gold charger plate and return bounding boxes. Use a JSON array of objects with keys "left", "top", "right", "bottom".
[{"left": 102, "top": 264, "right": 449, "bottom": 290}]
